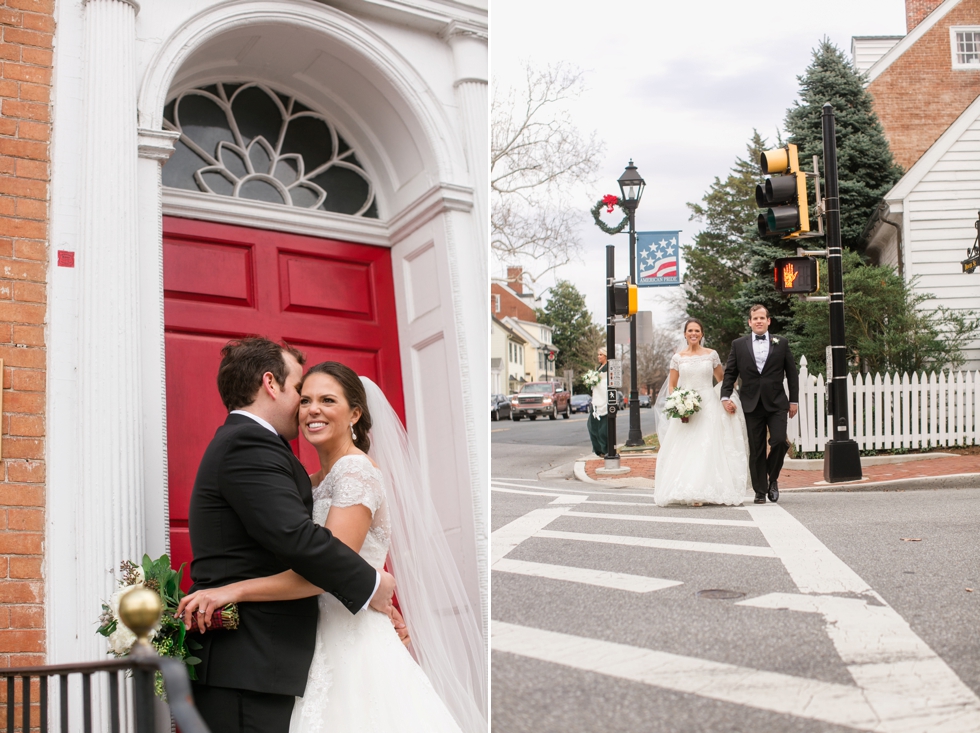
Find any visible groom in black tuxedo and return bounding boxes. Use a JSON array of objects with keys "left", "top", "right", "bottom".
[
  {"left": 187, "top": 337, "right": 395, "bottom": 733},
  {"left": 720, "top": 305, "right": 799, "bottom": 504}
]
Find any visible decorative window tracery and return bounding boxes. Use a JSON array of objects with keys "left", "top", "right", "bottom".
[{"left": 162, "top": 82, "right": 378, "bottom": 218}]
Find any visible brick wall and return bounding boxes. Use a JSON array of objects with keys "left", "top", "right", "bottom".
[
  {"left": 868, "top": 0, "right": 980, "bottom": 171},
  {"left": 907, "top": 0, "right": 945, "bottom": 31},
  {"left": 491, "top": 283, "right": 536, "bottom": 322},
  {"left": 0, "top": 0, "right": 52, "bottom": 674}
]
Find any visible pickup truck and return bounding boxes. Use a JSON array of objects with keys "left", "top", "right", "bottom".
[{"left": 510, "top": 381, "right": 571, "bottom": 421}]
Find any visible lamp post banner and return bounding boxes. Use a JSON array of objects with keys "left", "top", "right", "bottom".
[{"left": 637, "top": 231, "right": 682, "bottom": 287}]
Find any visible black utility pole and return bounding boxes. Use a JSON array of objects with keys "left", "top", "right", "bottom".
[
  {"left": 821, "top": 103, "right": 862, "bottom": 482},
  {"left": 605, "top": 244, "right": 620, "bottom": 469},
  {"left": 624, "top": 202, "right": 643, "bottom": 446}
]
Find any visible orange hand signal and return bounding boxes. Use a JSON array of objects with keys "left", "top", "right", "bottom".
[{"left": 783, "top": 262, "right": 798, "bottom": 289}]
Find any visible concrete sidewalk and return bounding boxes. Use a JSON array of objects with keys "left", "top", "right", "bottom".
[{"left": 575, "top": 450, "right": 980, "bottom": 492}]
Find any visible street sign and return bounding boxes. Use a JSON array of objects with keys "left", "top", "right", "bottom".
[
  {"left": 607, "top": 359, "right": 623, "bottom": 388},
  {"left": 963, "top": 254, "right": 979, "bottom": 274}
]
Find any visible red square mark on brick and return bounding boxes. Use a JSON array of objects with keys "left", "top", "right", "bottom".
[{"left": 56, "top": 250, "right": 73, "bottom": 267}]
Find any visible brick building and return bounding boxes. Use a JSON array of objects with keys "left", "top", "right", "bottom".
[
  {"left": 859, "top": 0, "right": 980, "bottom": 369},
  {"left": 0, "top": 0, "right": 489, "bottom": 691},
  {"left": 0, "top": 0, "right": 53, "bottom": 672}
]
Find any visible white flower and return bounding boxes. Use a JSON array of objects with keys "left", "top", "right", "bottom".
[
  {"left": 772, "top": 337, "right": 780, "bottom": 344},
  {"left": 107, "top": 624, "right": 136, "bottom": 656}
]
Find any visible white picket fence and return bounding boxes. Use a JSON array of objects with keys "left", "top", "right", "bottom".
[{"left": 788, "top": 356, "right": 980, "bottom": 452}]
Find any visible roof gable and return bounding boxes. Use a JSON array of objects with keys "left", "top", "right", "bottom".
[{"left": 867, "top": 0, "right": 962, "bottom": 82}]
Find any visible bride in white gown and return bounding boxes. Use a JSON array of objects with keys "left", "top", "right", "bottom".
[
  {"left": 654, "top": 319, "right": 750, "bottom": 507},
  {"left": 177, "top": 362, "right": 487, "bottom": 733}
]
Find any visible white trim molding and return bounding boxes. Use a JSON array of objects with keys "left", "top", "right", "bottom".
[
  {"left": 950, "top": 25, "right": 980, "bottom": 69},
  {"left": 137, "top": 127, "right": 180, "bottom": 161}
]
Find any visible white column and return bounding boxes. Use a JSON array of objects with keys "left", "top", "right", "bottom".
[
  {"left": 137, "top": 129, "right": 180, "bottom": 560},
  {"left": 76, "top": 0, "right": 144, "bottom": 660},
  {"left": 443, "top": 21, "right": 489, "bottom": 632}
]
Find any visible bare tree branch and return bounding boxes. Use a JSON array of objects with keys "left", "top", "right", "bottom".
[{"left": 492, "top": 62, "right": 605, "bottom": 282}]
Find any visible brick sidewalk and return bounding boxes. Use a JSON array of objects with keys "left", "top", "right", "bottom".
[{"left": 583, "top": 453, "right": 980, "bottom": 489}]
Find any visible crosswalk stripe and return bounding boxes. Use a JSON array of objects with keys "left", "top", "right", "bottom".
[
  {"left": 490, "top": 496, "right": 588, "bottom": 564},
  {"left": 491, "top": 486, "right": 566, "bottom": 497},
  {"left": 493, "top": 558, "right": 682, "bottom": 593},
  {"left": 535, "top": 529, "right": 777, "bottom": 557},
  {"left": 567, "top": 511, "right": 757, "bottom": 527},
  {"left": 491, "top": 621, "right": 883, "bottom": 731}
]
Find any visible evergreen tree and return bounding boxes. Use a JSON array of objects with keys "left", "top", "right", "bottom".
[
  {"left": 784, "top": 38, "right": 903, "bottom": 252},
  {"left": 734, "top": 237, "right": 796, "bottom": 334},
  {"left": 536, "top": 280, "right": 603, "bottom": 384},
  {"left": 684, "top": 132, "right": 769, "bottom": 349}
]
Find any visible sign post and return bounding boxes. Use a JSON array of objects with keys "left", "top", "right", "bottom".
[{"left": 604, "top": 244, "right": 620, "bottom": 470}]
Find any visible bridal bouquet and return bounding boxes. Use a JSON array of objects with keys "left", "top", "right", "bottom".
[
  {"left": 97, "top": 554, "right": 238, "bottom": 693},
  {"left": 582, "top": 369, "right": 602, "bottom": 389},
  {"left": 664, "top": 388, "right": 702, "bottom": 423}
]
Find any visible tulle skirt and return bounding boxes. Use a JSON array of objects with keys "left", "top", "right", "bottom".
[
  {"left": 654, "top": 385, "right": 750, "bottom": 507},
  {"left": 289, "top": 595, "right": 464, "bottom": 733}
]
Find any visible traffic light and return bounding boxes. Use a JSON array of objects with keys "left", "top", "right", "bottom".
[
  {"left": 611, "top": 280, "right": 638, "bottom": 317},
  {"left": 757, "top": 143, "right": 810, "bottom": 239},
  {"left": 774, "top": 256, "right": 819, "bottom": 294}
]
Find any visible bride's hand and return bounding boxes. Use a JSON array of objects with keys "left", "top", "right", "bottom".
[
  {"left": 389, "top": 606, "right": 411, "bottom": 648},
  {"left": 176, "top": 585, "right": 239, "bottom": 632}
]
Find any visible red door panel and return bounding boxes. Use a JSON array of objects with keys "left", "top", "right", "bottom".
[{"left": 163, "top": 217, "right": 404, "bottom": 589}]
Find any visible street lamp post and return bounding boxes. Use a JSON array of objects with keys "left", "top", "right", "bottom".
[{"left": 618, "top": 160, "right": 645, "bottom": 447}]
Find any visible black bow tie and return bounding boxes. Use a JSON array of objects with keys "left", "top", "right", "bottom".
[{"left": 755, "top": 334, "right": 767, "bottom": 341}]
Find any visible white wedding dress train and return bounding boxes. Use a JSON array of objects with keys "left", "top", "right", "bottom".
[
  {"left": 654, "top": 351, "right": 750, "bottom": 507},
  {"left": 289, "top": 455, "right": 463, "bottom": 733}
]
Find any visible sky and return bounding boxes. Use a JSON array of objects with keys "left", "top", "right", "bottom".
[{"left": 491, "top": 0, "right": 908, "bottom": 328}]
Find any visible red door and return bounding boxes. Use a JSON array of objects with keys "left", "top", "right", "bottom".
[{"left": 162, "top": 217, "right": 404, "bottom": 587}]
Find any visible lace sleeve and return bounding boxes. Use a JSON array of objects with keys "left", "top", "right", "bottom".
[
  {"left": 331, "top": 457, "right": 385, "bottom": 516},
  {"left": 669, "top": 353, "right": 680, "bottom": 371},
  {"left": 711, "top": 350, "right": 721, "bottom": 368}
]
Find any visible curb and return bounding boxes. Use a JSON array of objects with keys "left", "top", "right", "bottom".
[
  {"left": 573, "top": 458, "right": 980, "bottom": 493},
  {"left": 784, "top": 452, "right": 959, "bottom": 471}
]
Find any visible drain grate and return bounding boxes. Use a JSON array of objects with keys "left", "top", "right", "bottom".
[{"left": 696, "top": 589, "right": 746, "bottom": 600}]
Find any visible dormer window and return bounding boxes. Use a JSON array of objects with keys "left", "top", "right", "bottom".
[{"left": 951, "top": 27, "right": 980, "bottom": 69}]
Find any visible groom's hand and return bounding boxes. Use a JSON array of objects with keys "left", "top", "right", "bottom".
[
  {"left": 788, "top": 404, "right": 798, "bottom": 419},
  {"left": 723, "top": 400, "right": 736, "bottom": 414},
  {"left": 369, "top": 570, "right": 396, "bottom": 615}
]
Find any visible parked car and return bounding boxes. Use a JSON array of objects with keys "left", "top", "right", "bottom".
[
  {"left": 570, "top": 394, "right": 592, "bottom": 413},
  {"left": 639, "top": 394, "right": 652, "bottom": 408},
  {"left": 510, "top": 381, "right": 571, "bottom": 420},
  {"left": 491, "top": 394, "right": 512, "bottom": 421}
]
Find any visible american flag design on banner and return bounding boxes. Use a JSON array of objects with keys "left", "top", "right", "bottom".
[{"left": 637, "top": 231, "right": 682, "bottom": 287}]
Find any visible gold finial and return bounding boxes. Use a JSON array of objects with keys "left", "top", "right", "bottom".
[{"left": 118, "top": 586, "right": 162, "bottom": 650}]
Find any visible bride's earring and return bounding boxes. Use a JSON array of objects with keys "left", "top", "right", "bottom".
[{"left": 350, "top": 422, "right": 356, "bottom": 441}]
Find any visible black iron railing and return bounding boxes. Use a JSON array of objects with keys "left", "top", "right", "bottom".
[{"left": 0, "top": 649, "right": 209, "bottom": 733}]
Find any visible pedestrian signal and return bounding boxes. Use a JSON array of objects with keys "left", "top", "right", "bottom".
[
  {"left": 757, "top": 143, "right": 810, "bottom": 239},
  {"left": 611, "top": 281, "right": 638, "bottom": 317},
  {"left": 774, "top": 257, "right": 819, "bottom": 294}
]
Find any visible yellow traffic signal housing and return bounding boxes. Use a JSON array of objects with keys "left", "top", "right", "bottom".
[
  {"left": 757, "top": 143, "right": 810, "bottom": 239},
  {"left": 611, "top": 281, "right": 638, "bottom": 316},
  {"left": 774, "top": 256, "right": 819, "bottom": 294}
]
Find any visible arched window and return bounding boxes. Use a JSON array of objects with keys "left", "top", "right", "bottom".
[{"left": 162, "top": 82, "right": 378, "bottom": 218}]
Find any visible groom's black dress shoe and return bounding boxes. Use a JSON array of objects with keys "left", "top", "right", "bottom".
[
  {"left": 767, "top": 480, "right": 779, "bottom": 503},
  {"left": 753, "top": 493, "right": 766, "bottom": 504}
]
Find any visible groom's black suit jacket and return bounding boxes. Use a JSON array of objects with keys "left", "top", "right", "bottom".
[
  {"left": 720, "top": 335, "right": 799, "bottom": 413},
  {"left": 188, "top": 413, "right": 377, "bottom": 697}
]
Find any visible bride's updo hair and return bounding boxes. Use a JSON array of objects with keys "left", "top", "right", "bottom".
[
  {"left": 683, "top": 318, "right": 705, "bottom": 337},
  {"left": 302, "top": 362, "right": 373, "bottom": 453}
]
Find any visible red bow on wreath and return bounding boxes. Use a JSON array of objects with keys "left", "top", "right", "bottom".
[{"left": 602, "top": 194, "right": 619, "bottom": 213}]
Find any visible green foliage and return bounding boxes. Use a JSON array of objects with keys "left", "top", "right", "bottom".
[
  {"left": 536, "top": 280, "right": 604, "bottom": 384},
  {"left": 684, "top": 132, "right": 770, "bottom": 348},
  {"left": 788, "top": 252, "right": 980, "bottom": 374},
  {"left": 784, "top": 38, "right": 903, "bottom": 252}
]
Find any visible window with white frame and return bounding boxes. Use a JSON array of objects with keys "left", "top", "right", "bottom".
[
  {"left": 493, "top": 294, "right": 501, "bottom": 313},
  {"left": 951, "top": 27, "right": 980, "bottom": 69}
]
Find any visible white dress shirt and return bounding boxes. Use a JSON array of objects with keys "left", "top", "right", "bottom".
[
  {"left": 229, "top": 409, "right": 380, "bottom": 611},
  {"left": 752, "top": 332, "right": 770, "bottom": 373}
]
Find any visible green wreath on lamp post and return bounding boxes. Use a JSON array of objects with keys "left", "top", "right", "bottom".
[{"left": 591, "top": 194, "right": 629, "bottom": 234}]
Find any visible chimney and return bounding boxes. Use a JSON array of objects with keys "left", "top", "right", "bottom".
[
  {"left": 906, "top": 0, "right": 944, "bottom": 32},
  {"left": 507, "top": 266, "right": 524, "bottom": 295}
]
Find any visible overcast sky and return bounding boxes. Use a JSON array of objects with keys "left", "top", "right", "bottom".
[{"left": 491, "top": 0, "right": 908, "bottom": 328}]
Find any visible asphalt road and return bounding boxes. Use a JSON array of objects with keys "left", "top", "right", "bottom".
[{"left": 490, "top": 443, "right": 980, "bottom": 732}]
